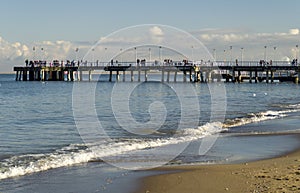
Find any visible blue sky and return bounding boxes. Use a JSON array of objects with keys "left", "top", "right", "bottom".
[
  {"left": 1, "top": 0, "right": 300, "bottom": 72},
  {"left": 1, "top": 0, "right": 299, "bottom": 42}
]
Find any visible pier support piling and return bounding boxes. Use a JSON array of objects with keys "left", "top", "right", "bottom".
[
  {"left": 167, "top": 71, "right": 170, "bottom": 82},
  {"left": 15, "top": 71, "right": 19, "bottom": 81},
  {"left": 232, "top": 70, "right": 235, "bottom": 82},
  {"left": 23, "top": 70, "right": 27, "bottom": 81},
  {"left": 201, "top": 72, "right": 204, "bottom": 82},
  {"left": 131, "top": 70, "right": 134, "bottom": 82},
  {"left": 255, "top": 71, "right": 258, "bottom": 83},
  {"left": 29, "top": 69, "right": 34, "bottom": 81},
  {"left": 238, "top": 71, "right": 241, "bottom": 83},
  {"left": 80, "top": 70, "right": 83, "bottom": 81},
  {"left": 145, "top": 71, "right": 148, "bottom": 82},
  {"left": 174, "top": 71, "right": 177, "bottom": 82},
  {"left": 116, "top": 71, "right": 120, "bottom": 82},
  {"left": 183, "top": 71, "right": 187, "bottom": 82},
  {"left": 58, "top": 70, "right": 63, "bottom": 81},
  {"left": 88, "top": 70, "right": 92, "bottom": 81},
  {"left": 271, "top": 71, "right": 274, "bottom": 83},
  {"left": 109, "top": 71, "right": 112, "bottom": 82},
  {"left": 138, "top": 69, "right": 141, "bottom": 82}
]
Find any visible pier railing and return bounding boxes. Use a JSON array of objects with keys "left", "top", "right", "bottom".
[{"left": 23, "top": 60, "right": 294, "bottom": 68}]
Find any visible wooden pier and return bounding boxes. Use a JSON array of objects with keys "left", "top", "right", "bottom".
[{"left": 13, "top": 61, "right": 300, "bottom": 83}]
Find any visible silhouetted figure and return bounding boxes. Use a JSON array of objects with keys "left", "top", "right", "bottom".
[
  {"left": 25, "top": 59, "right": 29, "bottom": 66},
  {"left": 29, "top": 60, "right": 34, "bottom": 67}
]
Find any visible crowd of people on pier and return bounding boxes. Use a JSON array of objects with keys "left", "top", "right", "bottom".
[
  {"left": 24, "top": 58, "right": 299, "bottom": 68},
  {"left": 25, "top": 59, "right": 81, "bottom": 67},
  {"left": 24, "top": 59, "right": 194, "bottom": 68}
]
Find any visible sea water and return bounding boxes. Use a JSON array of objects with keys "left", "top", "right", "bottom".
[{"left": 1, "top": 74, "right": 300, "bottom": 192}]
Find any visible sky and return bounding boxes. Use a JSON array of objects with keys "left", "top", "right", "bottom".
[{"left": 1, "top": 0, "right": 300, "bottom": 72}]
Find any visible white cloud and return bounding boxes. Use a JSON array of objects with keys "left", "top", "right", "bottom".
[
  {"left": 56, "top": 40, "right": 65, "bottom": 45},
  {"left": 15, "top": 50, "right": 22, "bottom": 57},
  {"left": 99, "top": 36, "right": 141, "bottom": 46},
  {"left": 289, "top": 28, "right": 299, "bottom": 35},
  {"left": 199, "top": 32, "right": 250, "bottom": 42},
  {"left": 150, "top": 26, "right": 164, "bottom": 36},
  {"left": 0, "top": 37, "right": 89, "bottom": 72},
  {"left": 11, "top": 42, "right": 21, "bottom": 48},
  {"left": 192, "top": 28, "right": 300, "bottom": 61},
  {"left": 149, "top": 26, "right": 164, "bottom": 44},
  {"left": 42, "top": 41, "right": 55, "bottom": 46},
  {"left": 22, "top": 45, "right": 29, "bottom": 52}
]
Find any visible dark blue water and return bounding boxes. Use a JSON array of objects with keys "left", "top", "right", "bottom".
[{"left": 1, "top": 74, "right": 300, "bottom": 192}]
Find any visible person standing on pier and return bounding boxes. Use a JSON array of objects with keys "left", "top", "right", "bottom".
[{"left": 28, "top": 60, "right": 34, "bottom": 68}]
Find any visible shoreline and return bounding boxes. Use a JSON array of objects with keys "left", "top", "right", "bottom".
[{"left": 136, "top": 147, "right": 300, "bottom": 193}]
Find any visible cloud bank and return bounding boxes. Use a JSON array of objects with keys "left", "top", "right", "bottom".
[
  {"left": 192, "top": 28, "right": 300, "bottom": 61},
  {"left": 0, "top": 37, "right": 91, "bottom": 72},
  {"left": 1, "top": 28, "right": 300, "bottom": 72}
]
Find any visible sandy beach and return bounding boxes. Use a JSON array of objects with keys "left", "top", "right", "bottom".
[{"left": 137, "top": 148, "right": 300, "bottom": 193}]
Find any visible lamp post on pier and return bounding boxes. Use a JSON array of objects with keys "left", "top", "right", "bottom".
[
  {"left": 120, "top": 48, "right": 123, "bottom": 64},
  {"left": 159, "top": 46, "right": 162, "bottom": 65},
  {"left": 229, "top": 46, "right": 233, "bottom": 65},
  {"left": 104, "top": 47, "right": 107, "bottom": 66},
  {"left": 75, "top": 48, "right": 79, "bottom": 62},
  {"left": 296, "top": 45, "right": 299, "bottom": 62},
  {"left": 213, "top": 49, "right": 217, "bottom": 61},
  {"left": 135, "top": 47, "right": 137, "bottom": 66},
  {"left": 191, "top": 45, "right": 194, "bottom": 64},
  {"left": 41, "top": 47, "right": 44, "bottom": 62},
  {"left": 273, "top": 47, "right": 276, "bottom": 63},
  {"left": 33, "top": 46, "right": 36, "bottom": 61},
  {"left": 92, "top": 48, "right": 95, "bottom": 66},
  {"left": 149, "top": 48, "right": 151, "bottom": 64},
  {"left": 264, "top": 45, "right": 267, "bottom": 61},
  {"left": 241, "top": 47, "right": 244, "bottom": 66}
]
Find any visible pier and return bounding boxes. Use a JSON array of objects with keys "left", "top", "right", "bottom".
[{"left": 13, "top": 60, "right": 300, "bottom": 83}]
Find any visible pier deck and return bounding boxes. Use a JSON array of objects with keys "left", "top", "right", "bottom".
[{"left": 13, "top": 61, "right": 300, "bottom": 83}]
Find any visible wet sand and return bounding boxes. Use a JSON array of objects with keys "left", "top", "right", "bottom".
[{"left": 136, "top": 149, "right": 300, "bottom": 193}]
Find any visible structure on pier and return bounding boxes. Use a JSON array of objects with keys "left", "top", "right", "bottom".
[{"left": 14, "top": 66, "right": 78, "bottom": 81}]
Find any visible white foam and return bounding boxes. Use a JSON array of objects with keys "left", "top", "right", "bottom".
[
  {"left": 223, "top": 108, "right": 300, "bottom": 128},
  {"left": 0, "top": 122, "right": 226, "bottom": 180},
  {"left": 287, "top": 103, "right": 300, "bottom": 109},
  {"left": 0, "top": 147, "right": 95, "bottom": 180}
]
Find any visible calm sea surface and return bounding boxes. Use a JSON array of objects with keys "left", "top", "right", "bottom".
[{"left": 1, "top": 74, "right": 300, "bottom": 192}]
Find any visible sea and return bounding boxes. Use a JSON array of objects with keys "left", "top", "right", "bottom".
[{"left": 1, "top": 73, "right": 300, "bottom": 193}]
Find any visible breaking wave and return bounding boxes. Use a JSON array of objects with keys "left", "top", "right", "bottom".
[
  {"left": 223, "top": 108, "right": 300, "bottom": 128},
  {"left": 1, "top": 103, "right": 300, "bottom": 180},
  {"left": 0, "top": 122, "right": 224, "bottom": 180}
]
